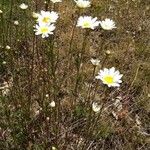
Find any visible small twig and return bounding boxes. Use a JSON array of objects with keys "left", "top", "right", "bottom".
[{"left": 129, "top": 64, "right": 140, "bottom": 89}]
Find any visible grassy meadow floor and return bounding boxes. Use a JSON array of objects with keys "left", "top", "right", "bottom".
[{"left": 0, "top": 0, "right": 150, "bottom": 149}]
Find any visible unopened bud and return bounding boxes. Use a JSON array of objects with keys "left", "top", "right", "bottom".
[
  {"left": 14, "top": 20, "right": 19, "bottom": 25},
  {"left": 6, "top": 45, "right": 11, "bottom": 50},
  {"left": 105, "top": 50, "right": 111, "bottom": 55},
  {"left": 2, "top": 61, "right": 7, "bottom": 65},
  {"left": 32, "top": 12, "right": 39, "bottom": 18},
  {"left": 45, "top": 94, "right": 49, "bottom": 98},
  {"left": 46, "top": 117, "right": 50, "bottom": 121}
]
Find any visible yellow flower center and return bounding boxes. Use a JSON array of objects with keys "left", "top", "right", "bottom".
[
  {"left": 104, "top": 76, "right": 114, "bottom": 84},
  {"left": 83, "top": 22, "right": 90, "bottom": 28},
  {"left": 41, "top": 27, "right": 48, "bottom": 33},
  {"left": 42, "top": 17, "right": 50, "bottom": 23}
]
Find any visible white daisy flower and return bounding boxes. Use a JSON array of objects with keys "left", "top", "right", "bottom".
[
  {"left": 34, "top": 24, "right": 55, "bottom": 38},
  {"left": 100, "top": 18, "right": 116, "bottom": 30},
  {"left": 37, "top": 11, "right": 59, "bottom": 25},
  {"left": 19, "top": 3, "right": 28, "bottom": 10},
  {"left": 49, "top": 101, "right": 56, "bottom": 107},
  {"left": 92, "top": 102, "right": 101, "bottom": 113},
  {"left": 96, "top": 67, "right": 123, "bottom": 87},
  {"left": 90, "top": 58, "right": 100, "bottom": 66},
  {"left": 77, "top": 16, "right": 100, "bottom": 29},
  {"left": 50, "top": 0, "right": 62, "bottom": 3},
  {"left": 74, "top": 0, "right": 91, "bottom": 8},
  {"left": 0, "top": 10, "right": 3, "bottom": 14}
]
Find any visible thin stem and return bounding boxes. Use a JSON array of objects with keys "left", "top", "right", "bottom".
[
  {"left": 85, "top": 65, "right": 96, "bottom": 103},
  {"left": 129, "top": 64, "right": 140, "bottom": 89},
  {"left": 68, "top": 20, "right": 77, "bottom": 55},
  {"left": 28, "top": 35, "right": 36, "bottom": 111},
  {"left": 68, "top": 10, "right": 81, "bottom": 70},
  {"left": 74, "top": 29, "right": 90, "bottom": 95},
  {"left": 45, "top": 0, "right": 50, "bottom": 11},
  {"left": 0, "top": 11, "right": 5, "bottom": 47}
]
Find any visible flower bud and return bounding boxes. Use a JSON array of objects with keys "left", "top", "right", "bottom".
[{"left": 14, "top": 21, "right": 19, "bottom": 25}]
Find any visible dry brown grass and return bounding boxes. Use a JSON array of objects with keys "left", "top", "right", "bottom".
[{"left": 0, "top": 0, "right": 150, "bottom": 149}]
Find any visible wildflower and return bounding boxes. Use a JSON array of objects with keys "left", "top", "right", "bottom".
[
  {"left": 32, "top": 12, "right": 39, "bottom": 19},
  {"left": 34, "top": 24, "right": 55, "bottom": 38},
  {"left": 74, "top": 0, "right": 91, "bottom": 8},
  {"left": 0, "top": 10, "right": 3, "bottom": 14},
  {"left": 90, "top": 58, "right": 100, "bottom": 66},
  {"left": 49, "top": 101, "right": 56, "bottom": 107},
  {"left": 50, "top": 0, "right": 62, "bottom": 3},
  {"left": 92, "top": 102, "right": 101, "bottom": 113},
  {"left": 19, "top": 3, "right": 28, "bottom": 10},
  {"left": 100, "top": 18, "right": 116, "bottom": 30},
  {"left": 14, "top": 21, "right": 19, "bottom": 25},
  {"left": 2, "top": 61, "right": 7, "bottom": 65},
  {"left": 96, "top": 67, "right": 123, "bottom": 87},
  {"left": 45, "top": 94, "right": 49, "bottom": 98},
  {"left": 77, "top": 16, "right": 100, "bottom": 29},
  {"left": 52, "top": 146, "right": 57, "bottom": 150},
  {"left": 105, "top": 50, "right": 111, "bottom": 55},
  {"left": 6, "top": 45, "right": 11, "bottom": 50},
  {"left": 37, "top": 11, "right": 59, "bottom": 25},
  {"left": 46, "top": 117, "right": 50, "bottom": 121}
]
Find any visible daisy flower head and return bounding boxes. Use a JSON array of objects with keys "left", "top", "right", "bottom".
[
  {"left": 19, "top": 3, "right": 28, "bottom": 10},
  {"left": 100, "top": 18, "right": 116, "bottom": 30},
  {"left": 34, "top": 24, "right": 55, "bottom": 38},
  {"left": 90, "top": 58, "right": 100, "bottom": 66},
  {"left": 74, "top": 0, "right": 91, "bottom": 8},
  {"left": 96, "top": 67, "right": 123, "bottom": 87},
  {"left": 77, "top": 16, "right": 100, "bottom": 29},
  {"left": 50, "top": 0, "right": 62, "bottom": 3},
  {"left": 37, "top": 11, "right": 59, "bottom": 25}
]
